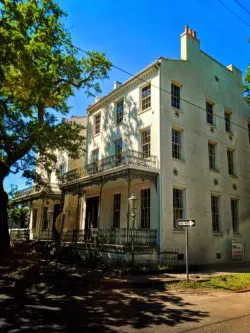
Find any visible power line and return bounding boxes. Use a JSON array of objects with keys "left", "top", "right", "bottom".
[
  {"left": 216, "top": 0, "right": 250, "bottom": 28},
  {"left": 234, "top": 0, "right": 250, "bottom": 16}
]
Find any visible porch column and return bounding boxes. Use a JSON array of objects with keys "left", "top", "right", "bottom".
[
  {"left": 79, "top": 191, "right": 86, "bottom": 231},
  {"left": 126, "top": 172, "right": 131, "bottom": 244},
  {"left": 29, "top": 206, "right": 33, "bottom": 240},
  {"left": 98, "top": 181, "right": 103, "bottom": 228},
  {"left": 39, "top": 199, "right": 45, "bottom": 239}
]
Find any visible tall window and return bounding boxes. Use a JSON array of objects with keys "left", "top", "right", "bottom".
[
  {"left": 208, "top": 142, "right": 217, "bottom": 170},
  {"left": 173, "top": 188, "right": 184, "bottom": 228},
  {"left": 92, "top": 148, "right": 99, "bottom": 162},
  {"left": 42, "top": 207, "right": 48, "bottom": 230},
  {"left": 140, "top": 188, "right": 150, "bottom": 228},
  {"left": 113, "top": 194, "right": 121, "bottom": 228},
  {"left": 94, "top": 113, "right": 101, "bottom": 135},
  {"left": 114, "top": 138, "right": 122, "bottom": 166},
  {"left": 231, "top": 199, "right": 239, "bottom": 233},
  {"left": 172, "top": 129, "right": 182, "bottom": 159},
  {"left": 141, "top": 84, "right": 151, "bottom": 111},
  {"left": 227, "top": 149, "right": 235, "bottom": 176},
  {"left": 206, "top": 101, "right": 214, "bottom": 125},
  {"left": 211, "top": 196, "right": 220, "bottom": 232},
  {"left": 141, "top": 128, "right": 151, "bottom": 158},
  {"left": 116, "top": 99, "right": 124, "bottom": 124},
  {"left": 32, "top": 209, "right": 38, "bottom": 231},
  {"left": 248, "top": 123, "right": 250, "bottom": 143},
  {"left": 171, "top": 84, "right": 180, "bottom": 109},
  {"left": 224, "top": 111, "right": 231, "bottom": 133}
]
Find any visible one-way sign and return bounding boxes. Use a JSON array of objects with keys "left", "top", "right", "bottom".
[{"left": 177, "top": 219, "right": 195, "bottom": 227}]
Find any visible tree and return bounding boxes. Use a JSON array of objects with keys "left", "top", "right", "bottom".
[
  {"left": 244, "top": 65, "right": 250, "bottom": 104},
  {"left": 8, "top": 185, "right": 30, "bottom": 229},
  {"left": 0, "top": 0, "right": 111, "bottom": 254}
]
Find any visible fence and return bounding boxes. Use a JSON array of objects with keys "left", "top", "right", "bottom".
[{"left": 9, "top": 228, "right": 29, "bottom": 241}]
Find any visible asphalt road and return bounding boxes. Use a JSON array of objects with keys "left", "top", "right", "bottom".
[{"left": 1, "top": 261, "right": 250, "bottom": 332}]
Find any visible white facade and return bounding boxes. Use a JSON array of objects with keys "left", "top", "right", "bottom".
[{"left": 84, "top": 26, "right": 250, "bottom": 264}]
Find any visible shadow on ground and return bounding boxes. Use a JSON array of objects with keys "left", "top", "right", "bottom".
[{"left": 0, "top": 257, "right": 209, "bottom": 332}]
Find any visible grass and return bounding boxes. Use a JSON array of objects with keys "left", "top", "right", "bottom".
[{"left": 169, "top": 273, "right": 250, "bottom": 292}]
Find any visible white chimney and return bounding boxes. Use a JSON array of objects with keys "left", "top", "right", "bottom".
[
  {"left": 95, "top": 96, "right": 101, "bottom": 103},
  {"left": 113, "top": 81, "right": 122, "bottom": 90},
  {"left": 180, "top": 25, "right": 200, "bottom": 61}
]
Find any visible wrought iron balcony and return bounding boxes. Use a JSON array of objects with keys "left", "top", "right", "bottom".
[
  {"left": 15, "top": 183, "right": 60, "bottom": 199},
  {"left": 62, "top": 149, "right": 158, "bottom": 183}
]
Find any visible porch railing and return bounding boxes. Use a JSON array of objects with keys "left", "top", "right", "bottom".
[
  {"left": 62, "top": 149, "right": 158, "bottom": 183},
  {"left": 36, "top": 228, "right": 157, "bottom": 247},
  {"left": 15, "top": 183, "right": 61, "bottom": 199}
]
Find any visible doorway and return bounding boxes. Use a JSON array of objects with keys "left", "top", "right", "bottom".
[{"left": 85, "top": 196, "right": 99, "bottom": 231}]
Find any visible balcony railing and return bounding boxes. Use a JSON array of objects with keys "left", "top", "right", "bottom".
[
  {"left": 62, "top": 149, "right": 158, "bottom": 183},
  {"left": 15, "top": 183, "right": 60, "bottom": 199},
  {"left": 36, "top": 228, "right": 157, "bottom": 247}
]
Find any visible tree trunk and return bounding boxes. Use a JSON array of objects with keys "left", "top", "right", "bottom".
[{"left": 0, "top": 174, "right": 10, "bottom": 256}]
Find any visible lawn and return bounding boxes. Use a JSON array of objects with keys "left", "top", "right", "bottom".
[{"left": 169, "top": 273, "right": 250, "bottom": 291}]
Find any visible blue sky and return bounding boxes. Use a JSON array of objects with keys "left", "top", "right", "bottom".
[{"left": 4, "top": 0, "right": 249, "bottom": 192}]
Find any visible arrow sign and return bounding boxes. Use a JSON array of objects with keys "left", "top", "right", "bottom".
[{"left": 177, "top": 219, "right": 195, "bottom": 227}]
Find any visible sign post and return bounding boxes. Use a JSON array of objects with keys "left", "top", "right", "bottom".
[{"left": 177, "top": 219, "right": 195, "bottom": 282}]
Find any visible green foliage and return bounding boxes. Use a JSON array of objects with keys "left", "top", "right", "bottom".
[
  {"left": 0, "top": 0, "right": 111, "bottom": 182},
  {"left": 8, "top": 185, "right": 30, "bottom": 228},
  {"left": 244, "top": 65, "right": 250, "bottom": 104}
]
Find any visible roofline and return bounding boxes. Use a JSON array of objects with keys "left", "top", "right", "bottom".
[{"left": 87, "top": 58, "right": 162, "bottom": 114}]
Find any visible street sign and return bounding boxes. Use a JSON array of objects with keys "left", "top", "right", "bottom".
[
  {"left": 177, "top": 219, "right": 195, "bottom": 227},
  {"left": 176, "top": 219, "right": 196, "bottom": 283}
]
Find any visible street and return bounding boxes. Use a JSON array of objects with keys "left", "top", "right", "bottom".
[{"left": 1, "top": 261, "right": 250, "bottom": 332}]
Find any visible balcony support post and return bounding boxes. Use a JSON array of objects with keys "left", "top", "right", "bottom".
[
  {"left": 98, "top": 180, "right": 103, "bottom": 229},
  {"left": 126, "top": 171, "right": 131, "bottom": 245}
]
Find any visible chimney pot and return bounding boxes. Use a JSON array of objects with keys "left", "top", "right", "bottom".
[
  {"left": 113, "top": 81, "right": 122, "bottom": 90},
  {"left": 185, "top": 25, "right": 189, "bottom": 33}
]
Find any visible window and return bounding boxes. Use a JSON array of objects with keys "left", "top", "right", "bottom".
[
  {"left": 94, "top": 113, "right": 101, "bottom": 135},
  {"left": 140, "top": 188, "right": 150, "bottom": 228},
  {"left": 113, "top": 194, "right": 121, "bottom": 228},
  {"left": 141, "top": 128, "right": 151, "bottom": 158},
  {"left": 172, "top": 129, "right": 182, "bottom": 159},
  {"left": 211, "top": 196, "right": 220, "bottom": 232},
  {"left": 141, "top": 84, "right": 151, "bottom": 111},
  {"left": 248, "top": 123, "right": 250, "bottom": 143},
  {"left": 206, "top": 101, "right": 214, "bottom": 125},
  {"left": 231, "top": 199, "right": 239, "bottom": 233},
  {"left": 116, "top": 99, "right": 124, "bottom": 124},
  {"left": 114, "top": 138, "right": 122, "bottom": 166},
  {"left": 227, "top": 149, "right": 235, "bottom": 176},
  {"left": 32, "top": 209, "right": 38, "bottom": 231},
  {"left": 224, "top": 111, "right": 231, "bottom": 133},
  {"left": 42, "top": 207, "right": 48, "bottom": 230},
  {"left": 208, "top": 142, "right": 217, "bottom": 170},
  {"left": 171, "top": 84, "right": 180, "bottom": 109},
  {"left": 173, "top": 188, "right": 184, "bottom": 228},
  {"left": 92, "top": 148, "right": 99, "bottom": 162}
]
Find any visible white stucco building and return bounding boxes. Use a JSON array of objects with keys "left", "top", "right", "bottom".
[{"left": 15, "top": 26, "right": 250, "bottom": 265}]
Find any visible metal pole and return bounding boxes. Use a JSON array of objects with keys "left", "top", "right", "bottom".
[
  {"left": 186, "top": 227, "right": 189, "bottom": 282},
  {"left": 131, "top": 211, "right": 135, "bottom": 265}
]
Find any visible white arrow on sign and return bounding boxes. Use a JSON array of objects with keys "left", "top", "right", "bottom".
[{"left": 177, "top": 219, "right": 195, "bottom": 227}]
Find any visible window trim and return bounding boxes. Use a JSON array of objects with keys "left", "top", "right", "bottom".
[
  {"left": 116, "top": 98, "right": 124, "bottom": 125},
  {"left": 208, "top": 141, "right": 218, "bottom": 171},
  {"left": 211, "top": 195, "right": 220, "bottom": 233},
  {"left": 94, "top": 113, "right": 101, "bottom": 135},
  {"left": 140, "top": 127, "right": 151, "bottom": 158},
  {"left": 113, "top": 193, "right": 121, "bottom": 229},
  {"left": 231, "top": 198, "right": 239, "bottom": 234},
  {"left": 140, "top": 83, "right": 151, "bottom": 112},
  {"left": 171, "top": 83, "right": 181, "bottom": 110},
  {"left": 227, "top": 148, "right": 236, "bottom": 176},
  {"left": 173, "top": 187, "right": 185, "bottom": 230},
  {"left": 172, "top": 128, "right": 183, "bottom": 160},
  {"left": 140, "top": 188, "right": 151, "bottom": 229},
  {"left": 206, "top": 100, "right": 215, "bottom": 126}
]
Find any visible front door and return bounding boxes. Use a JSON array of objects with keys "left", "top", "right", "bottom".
[{"left": 85, "top": 197, "right": 99, "bottom": 239}]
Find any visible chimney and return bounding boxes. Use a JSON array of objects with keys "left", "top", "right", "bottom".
[
  {"left": 95, "top": 96, "right": 101, "bottom": 103},
  {"left": 180, "top": 25, "right": 200, "bottom": 61},
  {"left": 113, "top": 81, "right": 122, "bottom": 90}
]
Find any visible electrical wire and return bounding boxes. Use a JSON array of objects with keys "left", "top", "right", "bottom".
[
  {"left": 234, "top": 0, "right": 250, "bottom": 16},
  {"left": 216, "top": 0, "right": 250, "bottom": 28}
]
